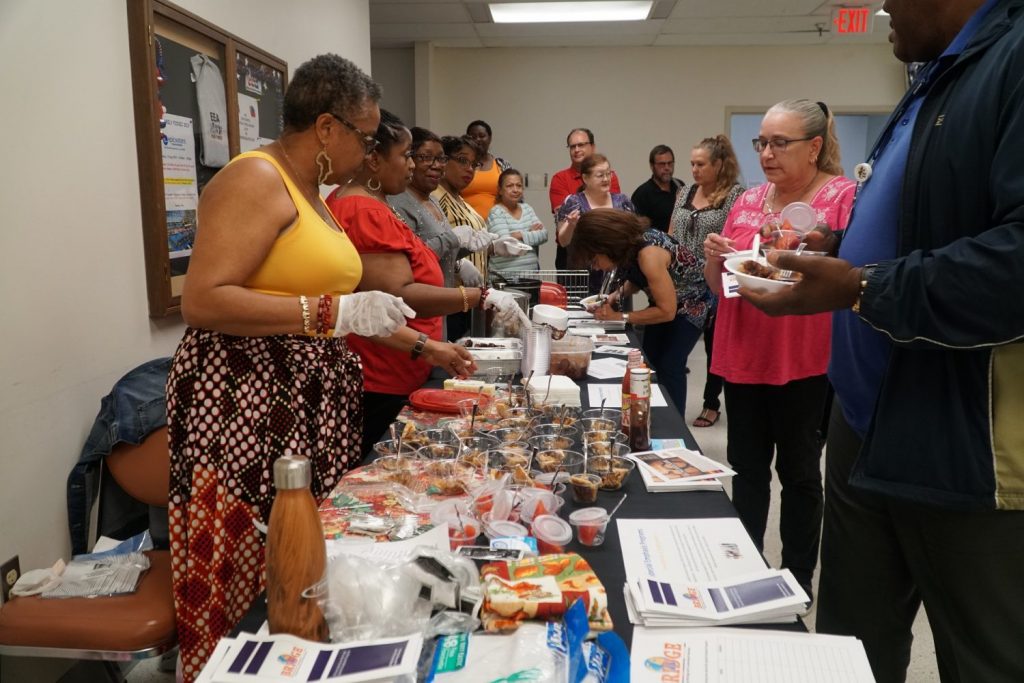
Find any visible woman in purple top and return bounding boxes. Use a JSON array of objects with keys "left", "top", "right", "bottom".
[{"left": 556, "top": 153, "right": 635, "bottom": 293}]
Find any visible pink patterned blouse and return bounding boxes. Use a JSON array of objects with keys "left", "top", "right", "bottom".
[{"left": 710, "top": 176, "right": 856, "bottom": 385}]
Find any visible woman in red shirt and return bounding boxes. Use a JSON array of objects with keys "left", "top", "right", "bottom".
[
  {"left": 703, "top": 100, "right": 855, "bottom": 600},
  {"left": 327, "top": 110, "right": 520, "bottom": 453}
]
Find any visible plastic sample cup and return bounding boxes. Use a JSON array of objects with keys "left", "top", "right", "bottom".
[
  {"left": 531, "top": 514, "right": 573, "bottom": 555},
  {"left": 586, "top": 455, "right": 636, "bottom": 491},
  {"left": 569, "top": 507, "right": 610, "bottom": 546},
  {"left": 482, "top": 514, "right": 528, "bottom": 541},
  {"left": 533, "top": 450, "right": 585, "bottom": 475},
  {"left": 431, "top": 503, "right": 480, "bottom": 550},
  {"left": 569, "top": 473, "right": 601, "bottom": 504},
  {"left": 416, "top": 443, "right": 460, "bottom": 461},
  {"left": 520, "top": 491, "right": 564, "bottom": 525}
]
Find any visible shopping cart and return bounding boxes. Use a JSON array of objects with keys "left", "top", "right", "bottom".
[{"left": 493, "top": 269, "right": 591, "bottom": 307}]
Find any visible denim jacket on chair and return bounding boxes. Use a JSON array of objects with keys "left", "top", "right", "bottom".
[{"left": 66, "top": 357, "right": 171, "bottom": 555}]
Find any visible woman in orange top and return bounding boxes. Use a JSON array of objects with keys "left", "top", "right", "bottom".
[
  {"left": 462, "top": 119, "right": 511, "bottom": 217},
  {"left": 166, "top": 55, "right": 473, "bottom": 681}
]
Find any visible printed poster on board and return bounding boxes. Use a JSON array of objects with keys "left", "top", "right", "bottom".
[{"left": 161, "top": 113, "right": 198, "bottom": 262}]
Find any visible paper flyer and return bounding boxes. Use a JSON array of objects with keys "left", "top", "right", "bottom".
[
  {"left": 630, "top": 627, "right": 875, "bottom": 682},
  {"left": 587, "top": 384, "right": 667, "bottom": 408},
  {"left": 238, "top": 93, "right": 261, "bottom": 152},
  {"left": 161, "top": 113, "right": 199, "bottom": 259},
  {"left": 629, "top": 448, "right": 735, "bottom": 483}
]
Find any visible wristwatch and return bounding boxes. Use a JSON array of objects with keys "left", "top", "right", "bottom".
[
  {"left": 410, "top": 332, "right": 429, "bottom": 360},
  {"left": 623, "top": 313, "right": 631, "bottom": 325}
]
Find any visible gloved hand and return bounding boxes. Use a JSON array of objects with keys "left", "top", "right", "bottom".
[
  {"left": 334, "top": 291, "right": 416, "bottom": 338},
  {"left": 457, "top": 259, "right": 483, "bottom": 287},
  {"left": 492, "top": 234, "right": 531, "bottom": 257},
  {"left": 452, "top": 225, "right": 494, "bottom": 253},
  {"left": 483, "top": 289, "right": 529, "bottom": 329}
]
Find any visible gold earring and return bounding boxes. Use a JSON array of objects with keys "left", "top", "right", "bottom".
[
  {"left": 367, "top": 177, "right": 382, "bottom": 192},
  {"left": 315, "top": 143, "right": 333, "bottom": 185}
]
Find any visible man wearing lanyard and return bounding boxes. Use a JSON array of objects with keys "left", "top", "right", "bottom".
[{"left": 740, "top": 1, "right": 1024, "bottom": 681}]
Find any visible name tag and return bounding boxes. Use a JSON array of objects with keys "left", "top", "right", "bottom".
[{"left": 722, "top": 272, "right": 741, "bottom": 298}]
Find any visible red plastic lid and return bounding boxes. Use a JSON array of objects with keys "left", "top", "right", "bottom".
[{"left": 409, "top": 389, "right": 490, "bottom": 414}]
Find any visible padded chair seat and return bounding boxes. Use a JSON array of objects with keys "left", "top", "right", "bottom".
[{"left": 0, "top": 550, "right": 175, "bottom": 657}]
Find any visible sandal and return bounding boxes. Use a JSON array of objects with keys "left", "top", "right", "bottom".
[{"left": 692, "top": 408, "right": 720, "bottom": 428}]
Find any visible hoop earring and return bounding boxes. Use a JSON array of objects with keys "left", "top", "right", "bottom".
[
  {"left": 315, "top": 146, "right": 333, "bottom": 185},
  {"left": 367, "top": 177, "right": 382, "bottom": 192}
]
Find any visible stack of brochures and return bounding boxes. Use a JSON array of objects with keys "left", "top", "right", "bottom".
[
  {"left": 630, "top": 627, "right": 876, "bottom": 682},
  {"left": 627, "top": 442, "right": 735, "bottom": 493},
  {"left": 196, "top": 632, "right": 423, "bottom": 683},
  {"left": 617, "top": 518, "right": 808, "bottom": 628}
]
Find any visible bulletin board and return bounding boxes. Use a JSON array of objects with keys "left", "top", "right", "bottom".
[{"left": 127, "top": 0, "right": 287, "bottom": 317}]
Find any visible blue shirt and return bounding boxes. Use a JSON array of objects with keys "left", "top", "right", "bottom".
[{"left": 830, "top": 0, "right": 1001, "bottom": 436}]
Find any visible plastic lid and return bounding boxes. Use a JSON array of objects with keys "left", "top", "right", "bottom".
[
  {"left": 569, "top": 507, "right": 609, "bottom": 525},
  {"left": 273, "top": 454, "right": 311, "bottom": 489},
  {"left": 487, "top": 520, "right": 528, "bottom": 538},
  {"left": 531, "top": 514, "right": 572, "bottom": 545},
  {"left": 532, "top": 304, "right": 569, "bottom": 332},
  {"left": 780, "top": 202, "right": 816, "bottom": 234},
  {"left": 490, "top": 490, "right": 513, "bottom": 521}
]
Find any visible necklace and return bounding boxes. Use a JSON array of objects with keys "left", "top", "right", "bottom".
[
  {"left": 275, "top": 140, "right": 320, "bottom": 205},
  {"left": 763, "top": 171, "right": 821, "bottom": 214}
]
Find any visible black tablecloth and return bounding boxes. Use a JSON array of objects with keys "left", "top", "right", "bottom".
[{"left": 237, "top": 331, "right": 806, "bottom": 642}]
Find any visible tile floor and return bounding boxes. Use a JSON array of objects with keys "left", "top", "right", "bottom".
[{"left": 124, "top": 337, "right": 942, "bottom": 682}]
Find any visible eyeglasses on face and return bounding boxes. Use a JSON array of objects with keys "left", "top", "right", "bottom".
[
  {"left": 567, "top": 142, "right": 592, "bottom": 150},
  {"left": 752, "top": 136, "right": 814, "bottom": 153},
  {"left": 411, "top": 154, "right": 449, "bottom": 167},
  {"left": 330, "top": 113, "right": 379, "bottom": 154},
  {"left": 587, "top": 170, "right": 613, "bottom": 180},
  {"left": 451, "top": 155, "right": 483, "bottom": 170}
]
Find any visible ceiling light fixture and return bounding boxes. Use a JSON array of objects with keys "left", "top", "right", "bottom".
[{"left": 489, "top": 1, "right": 653, "bottom": 24}]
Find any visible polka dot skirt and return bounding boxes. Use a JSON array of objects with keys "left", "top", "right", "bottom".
[{"left": 167, "top": 328, "right": 363, "bottom": 682}]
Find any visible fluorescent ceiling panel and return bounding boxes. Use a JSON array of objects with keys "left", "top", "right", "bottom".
[{"left": 490, "top": 1, "right": 653, "bottom": 23}]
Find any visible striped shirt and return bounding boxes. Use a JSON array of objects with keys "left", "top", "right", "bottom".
[{"left": 433, "top": 185, "right": 489, "bottom": 279}]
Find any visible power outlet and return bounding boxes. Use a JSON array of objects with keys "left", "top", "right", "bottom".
[{"left": 1, "top": 555, "right": 20, "bottom": 603}]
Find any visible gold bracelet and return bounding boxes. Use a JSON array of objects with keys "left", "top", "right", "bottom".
[
  {"left": 458, "top": 285, "right": 470, "bottom": 313},
  {"left": 851, "top": 265, "right": 874, "bottom": 315},
  {"left": 299, "top": 295, "right": 313, "bottom": 335}
]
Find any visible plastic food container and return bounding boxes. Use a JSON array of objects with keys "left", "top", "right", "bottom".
[
  {"left": 431, "top": 501, "right": 480, "bottom": 550},
  {"left": 549, "top": 335, "right": 594, "bottom": 380},
  {"left": 587, "top": 455, "right": 636, "bottom": 490},
  {"left": 531, "top": 514, "right": 573, "bottom": 554},
  {"left": 520, "top": 491, "right": 565, "bottom": 525},
  {"left": 569, "top": 507, "right": 610, "bottom": 546},
  {"left": 482, "top": 514, "right": 528, "bottom": 541},
  {"left": 533, "top": 450, "right": 585, "bottom": 475},
  {"left": 569, "top": 473, "right": 601, "bottom": 504}
]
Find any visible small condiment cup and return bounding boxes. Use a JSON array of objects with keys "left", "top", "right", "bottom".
[
  {"left": 531, "top": 514, "right": 572, "bottom": 555},
  {"left": 569, "top": 507, "right": 610, "bottom": 546}
]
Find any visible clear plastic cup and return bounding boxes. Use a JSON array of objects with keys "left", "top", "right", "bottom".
[
  {"left": 422, "top": 428, "right": 460, "bottom": 446},
  {"left": 569, "top": 472, "right": 601, "bottom": 504},
  {"left": 527, "top": 435, "right": 575, "bottom": 453},
  {"left": 482, "top": 513, "right": 527, "bottom": 541},
  {"left": 582, "top": 408, "right": 622, "bottom": 428},
  {"left": 583, "top": 431, "right": 628, "bottom": 458},
  {"left": 531, "top": 514, "right": 572, "bottom": 554},
  {"left": 519, "top": 490, "right": 564, "bottom": 525},
  {"left": 569, "top": 507, "right": 610, "bottom": 546},
  {"left": 586, "top": 455, "right": 636, "bottom": 491},
  {"left": 580, "top": 417, "right": 618, "bottom": 434},
  {"left": 431, "top": 501, "right": 480, "bottom": 550},
  {"left": 489, "top": 427, "right": 530, "bottom": 444},
  {"left": 531, "top": 423, "right": 581, "bottom": 440},
  {"left": 416, "top": 443, "right": 460, "bottom": 461},
  {"left": 372, "top": 439, "right": 418, "bottom": 460},
  {"left": 458, "top": 434, "right": 500, "bottom": 462},
  {"left": 457, "top": 397, "right": 487, "bottom": 420},
  {"left": 533, "top": 450, "right": 585, "bottom": 475}
]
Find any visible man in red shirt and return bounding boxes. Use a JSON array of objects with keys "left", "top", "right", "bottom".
[{"left": 549, "top": 128, "right": 621, "bottom": 268}]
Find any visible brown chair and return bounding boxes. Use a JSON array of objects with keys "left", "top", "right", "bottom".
[{"left": 0, "top": 426, "right": 176, "bottom": 680}]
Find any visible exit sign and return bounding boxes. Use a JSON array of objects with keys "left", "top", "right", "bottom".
[{"left": 832, "top": 6, "right": 874, "bottom": 34}]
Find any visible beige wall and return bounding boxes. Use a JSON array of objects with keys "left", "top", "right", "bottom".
[
  {"left": 372, "top": 47, "right": 416, "bottom": 125},
  {"left": 427, "top": 44, "right": 905, "bottom": 268},
  {"left": 0, "top": 0, "right": 369, "bottom": 575}
]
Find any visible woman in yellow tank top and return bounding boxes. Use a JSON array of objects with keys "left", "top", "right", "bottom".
[{"left": 166, "top": 54, "right": 475, "bottom": 682}]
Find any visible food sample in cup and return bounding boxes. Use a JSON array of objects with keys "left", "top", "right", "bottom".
[
  {"left": 531, "top": 422, "right": 581, "bottom": 439},
  {"left": 586, "top": 456, "right": 635, "bottom": 490},
  {"left": 398, "top": 421, "right": 429, "bottom": 448},
  {"left": 534, "top": 450, "right": 585, "bottom": 475},
  {"left": 569, "top": 473, "right": 601, "bottom": 504},
  {"left": 417, "top": 443, "right": 460, "bottom": 461},
  {"left": 530, "top": 514, "right": 572, "bottom": 555},
  {"left": 372, "top": 439, "right": 417, "bottom": 459},
  {"left": 582, "top": 408, "right": 622, "bottom": 427},
  {"left": 482, "top": 515, "right": 528, "bottom": 541},
  {"left": 569, "top": 507, "right": 610, "bottom": 546},
  {"left": 489, "top": 427, "right": 529, "bottom": 444},
  {"left": 520, "top": 491, "right": 563, "bottom": 524},
  {"left": 581, "top": 418, "right": 617, "bottom": 434}
]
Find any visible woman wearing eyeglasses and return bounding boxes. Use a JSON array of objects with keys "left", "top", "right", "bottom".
[
  {"left": 165, "top": 55, "right": 469, "bottom": 682},
  {"left": 703, "top": 99, "right": 855, "bottom": 603},
  {"left": 555, "top": 153, "right": 636, "bottom": 293},
  {"left": 327, "top": 111, "right": 524, "bottom": 452}
]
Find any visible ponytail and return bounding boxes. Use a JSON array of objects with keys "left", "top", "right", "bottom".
[{"left": 767, "top": 99, "right": 843, "bottom": 176}]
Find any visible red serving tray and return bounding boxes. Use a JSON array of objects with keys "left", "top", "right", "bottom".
[{"left": 408, "top": 388, "right": 491, "bottom": 415}]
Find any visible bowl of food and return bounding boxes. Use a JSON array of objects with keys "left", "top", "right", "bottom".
[{"left": 724, "top": 255, "right": 796, "bottom": 293}]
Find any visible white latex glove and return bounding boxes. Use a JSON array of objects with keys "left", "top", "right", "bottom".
[
  {"left": 483, "top": 289, "right": 529, "bottom": 329},
  {"left": 334, "top": 291, "right": 416, "bottom": 338},
  {"left": 457, "top": 259, "right": 483, "bottom": 287},
  {"left": 492, "top": 234, "right": 532, "bottom": 257},
  {"left": 452, "top": 225, "right": 494, "bottom": 253}
]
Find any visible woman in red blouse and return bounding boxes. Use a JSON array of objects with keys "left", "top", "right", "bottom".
[{"left": 327, "top": 110, "right": 520, "bottom": 453}]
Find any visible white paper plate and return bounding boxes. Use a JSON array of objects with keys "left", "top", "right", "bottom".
[{"left": 723, "top": 256, "right": 794, "bottom": 293}]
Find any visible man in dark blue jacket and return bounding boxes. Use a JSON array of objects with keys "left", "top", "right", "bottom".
[{"left": 740, "top": 0, "right": 1024, "bottom": 681}]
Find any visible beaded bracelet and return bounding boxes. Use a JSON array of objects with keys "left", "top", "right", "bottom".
[
  {"left": 298, "top": 295, "right": 313, "bottom": 335},
  {"left": 316, "top": 294, "right": 333, "bottom": 335}
]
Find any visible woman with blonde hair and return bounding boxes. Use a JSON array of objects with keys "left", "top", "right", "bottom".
[
  {"left": 669, "top": 134, "right": 744, "bottom": 428},
  {"left": 703, "top": 99, "right": 854, "bottom": 601}
]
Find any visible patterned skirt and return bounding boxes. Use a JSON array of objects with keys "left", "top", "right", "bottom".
[{"left": 166, "top": 328, "right": 363, "bottom": 681}]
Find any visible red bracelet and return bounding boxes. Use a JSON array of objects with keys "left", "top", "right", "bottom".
[
  {"left": 478, "top": 287, "right": 490, "bottom": 308},
  {"left": 316, "top": 294, "right": 333, "bottom": 335}
]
